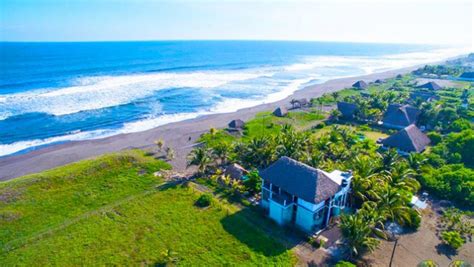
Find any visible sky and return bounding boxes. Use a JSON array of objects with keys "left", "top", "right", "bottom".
[{"left": 0, "top": 0, "right": 472, "bottom": 47}]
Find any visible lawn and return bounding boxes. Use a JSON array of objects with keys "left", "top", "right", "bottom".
[{"left": 0, "top": 151, "right": 295, "bottom": 266}]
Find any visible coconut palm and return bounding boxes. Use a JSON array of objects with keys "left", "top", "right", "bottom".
[
  {"left": 376, "top": 186, "right": 413, "bottom": 226},
  {"left": 187, "top": 146, "right": 213, "bottom": 175},
  {"left": 378, "top": 149, "right": 401, "bottom": 171},
  {"left": 340, "top": 213, "right": 380, "bottom": 259}
]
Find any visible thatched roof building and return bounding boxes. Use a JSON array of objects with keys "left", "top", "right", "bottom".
[
  {"left": 382, "top": 104, "right": 420, "bottom": 129},
  {"left": 224, "top": 163, "right": 248, "bottom": 180},
  {"left": 409, "top": 91, "right": 439, "bottom": 102},
  {"left": 416, "top": 81, "right": 442, "bottom": 90},
  {"left": 273, "top": 106, "right": 288, "bottom": 117},
  {"left": 337, "top": 102, "right": 358, "bottom": 119},
  {"left": 228, "top": 119, "right": 245, "bottom": 129},
  {"left": 291, "top": 98, "right": 309, "bottom": 109},
  {"left": 374, "top": 79, "right": 384, "bottom": 84},
  {"left": 352, "top": 80, "right": 368, "bottom": 89},
  {"left": 260, "top": 157, "right": 341, "bottom": 204},
  {"left": 382, "top": 125, "right": 430, "bottom": 153}
]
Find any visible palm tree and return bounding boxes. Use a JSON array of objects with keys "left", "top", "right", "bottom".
[
  {"left": 332, "top": 91, "right": 340, "bottom": 101},
  {"left": 407, "top": 153, "right": 427, "bottom": 172},
  {"left": 245, "top": 137, "right": 275, "bottom": 168},
  {"left": 378, "top": 149, "right": 401, "bottom": 171},
  {"left": 213, "top": 143, "right": 233, "bottom": 165},
  {"left": 187, "top": 147, "right": 213, "bottom": 175},
  {"left": 340, "top": 214, "right": 380, "bottom": 259},
  {"left": 376, "top": 186, "right": 413, "bottom": 226},
  {"left": 386, "top": 163, "right": 420, "bottom": 193}
]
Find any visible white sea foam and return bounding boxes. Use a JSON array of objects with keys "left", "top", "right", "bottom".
[
  {"left": 0, "top": 70, "right": 273, "bottom": 118},
  {"left": 0, "top": 46, "right": 470, "bottom": 157}
]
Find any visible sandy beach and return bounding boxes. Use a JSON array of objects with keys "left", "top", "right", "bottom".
[{"left": 0, "top": 65, "right": 431, "bottom": 181}]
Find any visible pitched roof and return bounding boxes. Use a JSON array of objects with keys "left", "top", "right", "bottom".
[
  {"left": 228, "top": 119, "right": 245, "bottom": 129},
  {"left": 352, "top": 80, "right": 368, "bottom": 89},
  {"left": 260, "top": 157, "right": 341, "bottom": 204},
  {"left": 374, "top": 79, "right": 384, "bottom": 84},
  {"left": 225, "top": 163, "right": 248, "bottom": 180},
  {"left": 383, "top": 104, "right": 420, "bottom": 128},
  {"left": 337, "top": 101, "right": 358, "bottom": 119},
  {"left": 416, "top": 81, "right": 442, "bottom": 90},
  {"left": 460, "top": 72, "right": 474, "bottom": 79},
  {"left": 382, "top": 124, "right": 430, "bottom": 153},
  {"left": 409, "top": 91, "right": 438, "bottom": 102},
  {"left": 273, "top": 106, "right": 288, "bottom": 117}
]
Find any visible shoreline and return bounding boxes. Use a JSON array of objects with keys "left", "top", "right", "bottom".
[{"left": 0, "top": 62, "right": 445, "bottom": 181}]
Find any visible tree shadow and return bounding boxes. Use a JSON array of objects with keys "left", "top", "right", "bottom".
[
  {"left": 220, "top": 208, "right": 300, "bottom": 257},
  {"left": 435, "top": 243, "right": 457, "bottom": 259}
]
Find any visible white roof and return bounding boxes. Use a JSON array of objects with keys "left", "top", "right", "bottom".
[
  {"left": 322, "top": 170, "right": 351, "bottom": 185},
  {"left": 410, "top": 196, "right": 427, "bottom": 209}
]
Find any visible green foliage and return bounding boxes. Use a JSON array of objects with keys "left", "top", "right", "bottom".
[
  {"left": 0, "top": 153, "right": 295, "bottom": 265},
  {"left": 243, "top": 170, "right": 262, "bottom": 194},
  {"left": 340, "top": 213, "right": 380, "bottom": 258},
  {"left": 420, "top": 164, "right": 474, "bottom": 207},
  {"left": 441, "top": 231, "right": 465, "bottom": 250},
  {"left": 195, "top": 193, "right": 213, "bottom": 207},
  {"left": 432, "top": 129, "right": 474, "bottom": 166},
  {"left": 449, "top": 118, "right": 472, "bottom": 132},
  {"left": 187, "top": 146, "right": 214, "bottom": 174},
  {"left": 335, "top": 261, "right": 357, "bottom": 267},
  {"left": 418, "top": 260, "right": 439, "bottom": 267},
  {"left": 427, "top": 132, "right": 442, "bottom": 145},
  {"left": 412, "top": 64, "right": 464, "bottom": 76}
]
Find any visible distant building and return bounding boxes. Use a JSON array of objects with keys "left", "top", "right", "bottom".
[
  {"left": 416, "top": 81, "right": 442, "bottom": 90},
  {"left": 273, "top": 106, "right": 288, "bottom": 117},
  {"left": 260, "top": 157, "right": 352, "bottom": 233},
  {"left": 228, "top": 119, "right": 245, "bottom": 130},
  {"left": 396, "top": 74, "right": 403, "bottom": 79},
  {"left": 337, "top": 102, "right": 358, "bottom": 120},
  {"left": 459, "top": 72, "right": 474, "bottom": 81},
  {"left": 224, "top": 163, "right": 249, "bottom": 180},
  {"left": 291, "top": 98, "right": 309, "bottom": 109},
  {"left": 382, "top": 104, "right": 420, "bottom": 129},
  {"left": 374, "top": 79, "right": 384, "bottom": 84},
  {"left": 381, "top": 124, "right": 430, "bottom": 154},
  {"left": 352, "top": 80, "right": 368, "bottom": 89},
  {"left": 409, "top": 91, "right": 439, "bottom": 102}
]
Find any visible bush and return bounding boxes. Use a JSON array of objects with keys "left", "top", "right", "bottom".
[
  {"left": 418, "top": 260, "right": 439, "bottom": 267},
  {"left": 335, "top": 261, "right": 356, "bottom": 267},
  {"left": 441, "top": 231, "right": 465, "bottom": 250},
  {"left": 313, "top": 122, "right": 326, "bottom": 129},
  {"left": 408, "top": 209, "right": 422, "bottom": 230},
  {"left": 427, "top": 132, "right": 442, "bottom": 145},
  {"left": 449, "top": 119, "right": 472, "bottom": 132},
  {"left": 195, "top": 194, "right": 213, "bottom": 207}
]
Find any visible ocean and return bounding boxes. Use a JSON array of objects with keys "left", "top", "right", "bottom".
[{"left": 0, "top": 41, "right": 464, "bottom": 156}]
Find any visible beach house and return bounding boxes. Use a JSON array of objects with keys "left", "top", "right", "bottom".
[
  {"left": 260, "top": 157, "right": 352, "bottom": 233},
  {"left": 337, "top": 101, "right": 358, "bottom": 120},
  {"left": 382, "top": 104, "right": 420, "bottom": 129},
  {"left": 352, "top": 80, "right": 368, "bottom": 89},
  {"left": 381, "top": 124, "right": 430, "bottom": 154},
  {"left": 416, "top": 81, "right": 442, "bottom": 90}
]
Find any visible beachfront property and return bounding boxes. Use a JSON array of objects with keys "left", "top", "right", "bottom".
[
  {"left": 337, "top": 101, "right": 358, "bottom": 120},
  {"left": 381, "top": 104, "right": 420, "bottom": 129},
  {"left": 273, "top": 106, "right": 288, "bottom": 117},
  {"left": 409, "top": 91, "right": 439, "bottom": 102},
  {"left": 352, "top": 80, "right": 368, "bottom": 89},
  {"left": 228, "top": 119, "right": 245, "bottom": 131},
  {"left": 416, "top": 81, "right": 442, "bottom": 90},
  {"left": 290, "top": 98, "right": 309, "bottom": 109},
  {"left": 259, "top": 157, "right": 352, "bottom": 233},
  {"left": 381, "top": 124, "right": 430, "bottom": 154},
  {"left": 224, "top": 163, "right": 249, "bottom": 180}
]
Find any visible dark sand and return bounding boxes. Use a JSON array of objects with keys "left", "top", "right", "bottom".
[{"left": 0, "top": 66, "right": 424, "bottom": 181}]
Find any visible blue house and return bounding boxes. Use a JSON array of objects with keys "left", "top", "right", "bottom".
[{"left": 260, "top": 157, "right": 352, "bottom": 233}]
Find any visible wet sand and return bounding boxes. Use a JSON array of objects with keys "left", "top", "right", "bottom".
[{"left": 0, "top": 65, "right": 425, "bottom": 181}]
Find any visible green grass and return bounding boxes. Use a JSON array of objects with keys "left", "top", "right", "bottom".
[{"left": 0, "top": 151, "right": 295, "bottom": 266}]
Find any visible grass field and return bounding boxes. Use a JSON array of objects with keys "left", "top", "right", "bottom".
[{"left": 0, "top": 151, "right": 295, "bottom": 266}]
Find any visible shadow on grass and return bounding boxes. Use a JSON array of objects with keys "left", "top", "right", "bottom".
[{"left": 220, "top": 207, "right": 303, "bottom": 257}]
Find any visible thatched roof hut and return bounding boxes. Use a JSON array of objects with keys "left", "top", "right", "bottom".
[
  {"left": 337, "top": 102, "right": 358, "bottom": 120},
  {"left": 374, "top": 79, "right": 384, "bottom": 84},
  {"left": 352, "top": 80, "right": 368, "bottom": 89},
  {"left": 416, "top": 81, "right": 442, "bottom": 90},
  {"left": 396, "top": 74, "right": 403, "bottom": 79},
  {"left": 228, "top": 119, "right": 245, "bottom": 129},
  {"left": 382, "top": 104, "right": 420, "bottom": 129},
  {"left": 291, "top": 98, "right": 309, "bottom": 109},
  {"left": 224, "top": 163, "right": 249, "bottom": 180},
  {"left": 273, "top": 106, "right": 288, "bottom": 117},
  {"left": 409, "top": 91, "right": 439, "bottom": 102},
  {"left": 382, "top": 125, "right": 430, "bottom": 153},
  {"left": 260, "top": 157, "right": 341, "bottom": 204}
]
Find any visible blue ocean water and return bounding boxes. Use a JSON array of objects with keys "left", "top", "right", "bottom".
[{"left": 0, "top": 41, "right": 460, "bottom": 156}]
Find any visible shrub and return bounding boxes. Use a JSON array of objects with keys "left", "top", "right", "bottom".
[
  {"left": 195, "top": 194, "right": 213, "bottom": 207},
  {"left": 441, "top": 231, "right": 465, "bottom": 250},
  {"left": 335, "top": 261, "right": 356, "bottom": 267},
  {"left": 408, "top": 209, "right": 422, "bottom": 230},
  {"left": 418, "top": 260, "right": 439, "bottom": 267},
  {"left": 313, "top": 122, "right": 326, "bottom": 129},
  {"left": 427, "top": 132, "right": 442, "bottom": 145}
]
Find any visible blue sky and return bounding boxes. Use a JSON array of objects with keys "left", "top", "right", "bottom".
[{"left": 0, "top": 0, "right": 472, "bottom": 46}]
